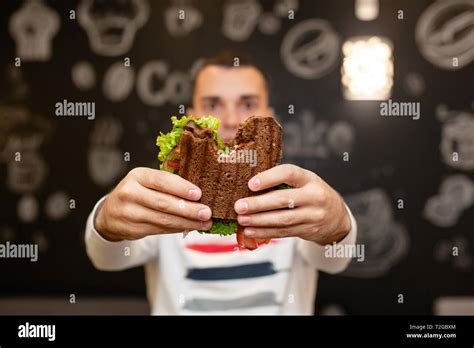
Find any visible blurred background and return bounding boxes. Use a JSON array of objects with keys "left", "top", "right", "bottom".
[{"left": 0, "top": 0, "right": 473, "bottom": 315}]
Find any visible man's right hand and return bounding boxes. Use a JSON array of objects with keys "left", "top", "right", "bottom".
[{"left": 94, "top": 167, "right": 212, "bottom": 242}]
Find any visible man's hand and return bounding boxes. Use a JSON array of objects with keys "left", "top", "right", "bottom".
[
  {"left": 95, "top": 167, "right": 212, "bottom": 242},
  {"left": 234, "top": 164, "right": 351, "bottom": 246}
]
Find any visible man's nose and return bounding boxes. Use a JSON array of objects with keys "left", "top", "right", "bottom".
[{"left": 221, "top": 108, "right": 240, "bottom": 129}]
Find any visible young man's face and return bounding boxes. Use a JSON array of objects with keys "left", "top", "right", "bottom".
[{"left": 188, "top": 65, "right": 274, "bottom": 143}]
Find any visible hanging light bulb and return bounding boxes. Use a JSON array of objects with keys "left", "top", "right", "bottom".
[
  {"left": 341, "top": 36, "right": 394, "bottom": 100},
  {"left": 355, "top": 0, "right": 379, "bottom": 21}
]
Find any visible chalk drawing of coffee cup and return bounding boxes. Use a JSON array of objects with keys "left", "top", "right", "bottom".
[
  {"left": 88, "top": 116, "right": 125, "bottom": 186},
  {"left": 440, "top": 112, "right": 474, "bottom": 170},
  {"left": 222, "top": 0, "right": 262, "bottom": 42}
]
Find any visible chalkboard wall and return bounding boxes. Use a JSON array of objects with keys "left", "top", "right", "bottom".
[{"left": 0, "top": 0, "right": 472, "bottom": 315}]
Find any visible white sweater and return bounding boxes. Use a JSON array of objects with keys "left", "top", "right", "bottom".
[{"left": 85, "top": 196, "right": 357, "bottom": 315}]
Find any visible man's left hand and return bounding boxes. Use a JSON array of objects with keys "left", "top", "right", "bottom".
[{"left": 234, "top": 164, "right": 352, "bottom": 246}]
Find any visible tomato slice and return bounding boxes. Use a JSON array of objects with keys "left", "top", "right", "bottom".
[
  {"left": 236, "top": 226, "right": 258, "bottom": 250},
  {"left": 167, "top": 160, "right": 180, "bottom": 169},
  {"left": 256, "top": 238, "right": 271, "bottom": 245}
]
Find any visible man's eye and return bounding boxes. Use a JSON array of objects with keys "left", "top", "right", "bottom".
[
  {"left": 206, "top": 102, "right": 217, "bottom": 110},
  {"left": 243, "top": 101, "right": 256, "bottom": 110}
]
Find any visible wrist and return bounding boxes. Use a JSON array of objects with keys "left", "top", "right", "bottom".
[
  {"left": 314, "top": 200, "right": 352, "bottom": 245},
  {"left": 94, "top": 200, "right": 123, "bottom": 242},
  {"left": 333, "top": 207, "right": 352, "bottom": 242}
]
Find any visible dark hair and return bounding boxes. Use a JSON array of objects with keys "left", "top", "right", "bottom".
[{"left": 191, "top": 50, "right": 271, "bottom": 100}]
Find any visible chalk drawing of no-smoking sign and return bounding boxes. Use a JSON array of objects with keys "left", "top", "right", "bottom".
[
  {"left": 342, "top": 189, "right": 410, "bottom": 278},
  {"left": 77, "top": 0, "right": 150, "bottom": 57},
  {"left": 9, "top": 0, "right": 60, "bottom": 62},
  {"left": 415, "top": 0, "right": 474, "bottom": 70},
  {"left": 281, "top": 19, "right": 341, "bottom": 79}
]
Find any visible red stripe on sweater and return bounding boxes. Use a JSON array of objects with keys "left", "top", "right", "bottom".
[{"left": 186, "top": 241, "right": 277, "bottom": 253}]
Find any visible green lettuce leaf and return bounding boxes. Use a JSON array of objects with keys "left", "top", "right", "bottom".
[
  {"left": 156, "top": 115, "right": 226, "bottom": 170},
  {"left": 199, "top": 219, "right": 238, "bottom": 236}
]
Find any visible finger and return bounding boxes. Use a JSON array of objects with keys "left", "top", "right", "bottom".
[
  {"left": 133, "top": 167, "right": 202, "bottom": 201},
  {"left": 235, "top": 188, "right": 309, "bottom": 214},
  {"left": 130, "top": 222, "right": 183, "bottom": 238},
  {"left": 107, "top": 219, "right": 184, "bottom": 241},
  {"left": 237, "top": 207, "right": 313, "bottom": 227},
  {"left": 130, "top": 204, "right": 212, "bottom": 232},
  {"left": 134, "top": 184, "right": 212, "bottom": 221},
  {"left": 236, "top": 229, "right": 259, "bottom": 250},
  {"left": 248, "top": 164, "right": 314, "bottom": 191},
  {"left": 242, "top": 225, "right": 303, "bottom": 239}
]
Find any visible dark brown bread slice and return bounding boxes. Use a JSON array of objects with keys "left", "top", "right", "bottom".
[{"left": 178, "top": 116, "right": 282, "bottom": 220}]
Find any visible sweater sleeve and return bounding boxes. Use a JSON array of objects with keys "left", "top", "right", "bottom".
[
  {"left": 296, "top": 203, "right": 358, "bottom": 274},
  {"left": 84, "top": 196, "right": 160, "bottom": 271}
]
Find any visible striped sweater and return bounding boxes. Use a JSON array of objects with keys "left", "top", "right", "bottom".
[{"left": 85, "top": 196, "right": 357, "bottom": 315}]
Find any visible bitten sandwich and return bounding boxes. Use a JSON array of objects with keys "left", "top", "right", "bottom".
[{"left": 156, "top": 115, "right": 282, "bottom": 248}]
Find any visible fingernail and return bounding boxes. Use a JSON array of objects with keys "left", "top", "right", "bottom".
[
  {"left": 198, "top": 208, "right": 211, "bottom": 221},
  {"left": 188, "top": 188, "right": 201, "bottom": 200},
  {"left": 244, "top": 228, "right": 255, "bottom": 236},
  {"left": 235, "top": 200, "right": 248, "bottom": 213},
  {"left": 200, "top": 220, "right": 212, "bottom": 230},
  {"left": 239, "top": 215, "right": 251, "bottom": 225},
  {"left": 249, "top": 177, "right": 260, "bottom": 190}
]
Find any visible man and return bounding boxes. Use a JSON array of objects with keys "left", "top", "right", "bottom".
[{"left": 85, "top": 51, "right": 357, "bottom": 315}]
